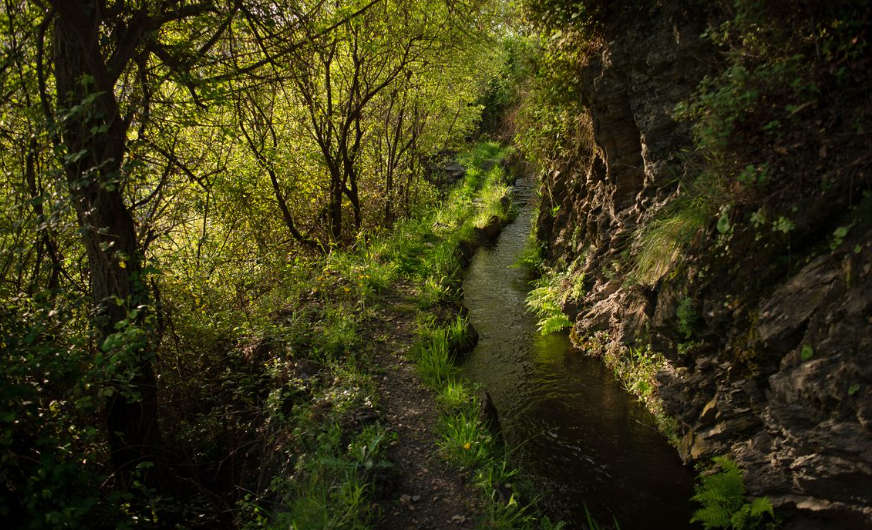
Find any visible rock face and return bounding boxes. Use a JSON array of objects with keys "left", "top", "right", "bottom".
[
  {"left": 534, "top": 2, "right": 872, "bottom": 528},
  {"left": 428, "top": 161, "right": 466, "bottom": 188}
]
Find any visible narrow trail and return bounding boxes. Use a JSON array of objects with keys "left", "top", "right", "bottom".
[{"left": 366, "top": 284, "right": 482, "bottom": 530}]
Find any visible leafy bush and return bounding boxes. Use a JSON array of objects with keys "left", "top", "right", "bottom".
[
  {"left": 673, "top": 0, "right": 870, "bottom": 205},
  {"left": 0, "top": 295, "right": 162, "bottom": 529},
  {"left": 677, "top": 298, "right": 699, "bottom": 339}
]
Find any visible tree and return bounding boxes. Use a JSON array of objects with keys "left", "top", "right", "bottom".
[
  {"left": 285, "top": 0, "right": 447, "bottom": 241},
  {"left": 0, "top": 0, "right": 509, "bottom": 524},
  {"left": 237, "top": 87, "right": 323, "bottom": 251},
  {"left": 40, "top": 0, "right": 242, "bottom": 491}
]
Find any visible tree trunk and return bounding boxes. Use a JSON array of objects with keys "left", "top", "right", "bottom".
[
  {"left": 53, "top": 4, "right": 168, "bottom": 492},
  {"left": 329, "top": 165, "right": 343, "bottom": 241},
  {"left": 267, "top": 166, "right": 322, "bottom": 251}
]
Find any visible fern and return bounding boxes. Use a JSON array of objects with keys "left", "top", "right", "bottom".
[
  {"left": 690, "top": 456, "right": 776, "bottom": 530},
  {"left": 693, "top": 505, "right": 732, "bottom": 528},
  {"left": 749, "top": 497, "right": 774, "bottom": 519},
  {"left": 540, "top": 313, "right": 572, "bottom": 334},
  {"left": 526, "top": 278, "right": 571, "bottom": 334}
]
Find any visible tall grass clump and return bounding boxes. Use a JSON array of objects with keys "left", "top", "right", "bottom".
[
  {"left": 249, "top": 424, "right": 391, "bottom": 530},
  {"left": 474, "top": 174, "right": 513, "bottom": 229},
  {"left": 413, "top": 328, "right": 458, "bottom": 388},
  {"left": 630, "top": 195, "right": 714, "bottom": 286},
  {"left": 445, "top": 313, "right": 475, "bottom": 353},
  {"left": 438, "top": 410, "right": 492, "bottom": 468}
]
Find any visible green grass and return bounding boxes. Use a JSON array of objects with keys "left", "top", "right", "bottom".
[
  {"left": 413, "top": 328, "right": 458, "bottom": 388},
  {"left": 438, "top": 409, "right": 493, "bottom": 468},
  {"left": 245, "top": 424, "right": 391, "bottom": 530},
  {"left": 316, "top": 305, "right": 360, "bottom": 357},
  {"left": 445, "top": 313, "right": 475, "bottom": 353},
  {"left": 437, "top": 380, "right": 475, "bottom": 409},
  {"left": 630, "top": 196, "right": 713, "bottom": 286}
]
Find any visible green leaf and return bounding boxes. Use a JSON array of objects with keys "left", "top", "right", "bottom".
[
  {"left": 848, "top": 383, "right": 861, "bottom": 396},
  {"left": 749, "top": 496, "right": 774, "bottom": 518},
  {"left": 717, "top": 213, "right": 731, "bottom": 234},
  {"left": 773, "top": 216, "right": 795, "bottom": 233},
  {"left": 800, "top": 344, "right": 814, "bottom": 361},
  {"left": 834, "top": 226, "right": 849, "bottom": 239}
]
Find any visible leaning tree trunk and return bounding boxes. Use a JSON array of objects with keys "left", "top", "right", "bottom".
[{"left": 52, "top": 4, "right": 168, "bottom": 493}]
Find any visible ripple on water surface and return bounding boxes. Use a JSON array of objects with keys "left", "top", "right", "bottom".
[{"left": 461, "top": 178, "right": 698, "bottom": 529}]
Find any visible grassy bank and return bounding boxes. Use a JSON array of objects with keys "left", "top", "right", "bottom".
[
  {"left": 396, "top": 143, "right": 564, "bottom": 529},
  {"left": 235, "top": 141, "right": 560, "bottom": 528}
]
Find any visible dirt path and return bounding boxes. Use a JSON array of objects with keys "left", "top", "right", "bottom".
[{"left": 365, "top": 285, "right": 482, "bottom": 530}]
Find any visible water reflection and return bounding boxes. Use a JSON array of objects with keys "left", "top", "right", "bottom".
[{"left": 461, "top": 178, "right": 698, "bottom": 529}]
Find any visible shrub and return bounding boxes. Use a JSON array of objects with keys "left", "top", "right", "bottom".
[{"left": 677, "top": 298, "right": 699, "bottom": 339}]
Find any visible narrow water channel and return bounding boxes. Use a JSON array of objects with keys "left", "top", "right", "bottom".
[{"left": 461, "top": 177, "right": 698, "bottom": 529}]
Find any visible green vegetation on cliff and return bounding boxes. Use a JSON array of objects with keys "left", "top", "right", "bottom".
[{"left": 506, "top": 0, "right": 871, "bottom": 527}]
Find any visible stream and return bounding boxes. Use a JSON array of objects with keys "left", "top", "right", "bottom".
[{"left": 461, "top": 177, "right": 698, "bottom": 529}]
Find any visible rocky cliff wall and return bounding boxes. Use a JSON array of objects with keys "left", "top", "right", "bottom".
[{"left": 533, "top": 2, "right": 872, "bottom": 527}]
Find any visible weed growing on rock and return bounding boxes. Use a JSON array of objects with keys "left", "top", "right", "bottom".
[
  {"left": 525, "top": 262, "right": 584, "bottom": 335},
  {"left": 677, "top": 298, "right": 699, "bottom": 339},
  {"left": 690, "top": 456, "right": 775, "bottom": 530},
  {"left": 583, "top": 332, "right": 680, "bottom": 443},
  {"left": 630, "top": 197, "right": 713, "bottom": 285}
]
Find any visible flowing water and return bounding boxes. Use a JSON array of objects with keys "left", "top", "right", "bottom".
[{"left": 461, "top": 177, "right": 698, "bottom": 529}]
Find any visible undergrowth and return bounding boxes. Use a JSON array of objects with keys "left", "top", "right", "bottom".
[
  {"left": 244, "top": 424, "right": 392, "bottom": 530},
  {"left": 235, "top": 141, "right": 524, "bottom": 528},
  {"left": 691, "top": 456, "right": 776, "bottom": 530}
]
